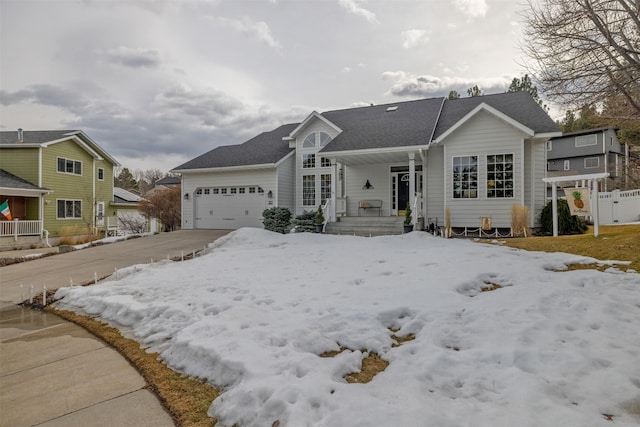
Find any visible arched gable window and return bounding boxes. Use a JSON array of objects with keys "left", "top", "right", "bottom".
[
  {"left": 319, "top": 132, "right": 332, "bottom": 147},
  {"left": 303, "top": 134, "right": 316, "bottom": 148}
]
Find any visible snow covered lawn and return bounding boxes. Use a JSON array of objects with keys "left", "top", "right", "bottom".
[{"left": 55, "top": 229, "right": 640, "bottom": 426}]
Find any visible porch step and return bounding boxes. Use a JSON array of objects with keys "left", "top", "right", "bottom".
[{"left": 325, "top": 216, "right": 405, "bottom": 236}]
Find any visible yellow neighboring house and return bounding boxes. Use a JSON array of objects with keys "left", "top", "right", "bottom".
[{"left": 0, "top": 129, "right": 120, "bottom": 248}]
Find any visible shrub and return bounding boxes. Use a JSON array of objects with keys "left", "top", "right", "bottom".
[
  {"left": 291, "top": 210, "right": 316, "bottom": 233},
  {"left": 540, "top": 199, "right": 588, "bottom": 235},
  {"left": 315, "top": 205, "right": 325, "bottom": 224},
  {"left": 262, "top": 207, "right": 292, "bottom": 234}
]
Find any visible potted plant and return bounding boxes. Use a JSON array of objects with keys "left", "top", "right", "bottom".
[
  {"left": 403, "top": 202, "right": 414, "bottom": 233},
  {"left": 315, "top": 205, "right": 325, "bottom": 233}
]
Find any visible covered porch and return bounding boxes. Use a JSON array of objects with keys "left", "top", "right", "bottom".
[
  {"left": 0, "top": 169, "right": 51, "bottom": 245},
  {"left": 321, "top": 148, "right": 428, "bottom": 231}
]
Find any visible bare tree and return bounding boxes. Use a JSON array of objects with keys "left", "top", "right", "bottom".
[
  {"left": 521, "top": 0, "right": 640, "bottom": 115},
  {"left": 138, "top": 186, "right": 181, "bottom": 232}
]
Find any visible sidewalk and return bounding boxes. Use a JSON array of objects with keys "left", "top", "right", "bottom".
[{"left": 0, "top": 230, "right": 229, "bottom": 427}]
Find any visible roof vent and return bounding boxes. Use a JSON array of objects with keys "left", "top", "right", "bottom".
[
  {"left": 17, "top": 128, "right": 23, "bottom": 143},
  {"left": 386, "top": 106, "right": 398, "bottom": 112}
]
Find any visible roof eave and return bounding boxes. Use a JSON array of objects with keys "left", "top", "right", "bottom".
[
  {"left": 434, "top": 103, "right": 535, "bottom": 143},
  {"left": 173, "top": 163, "right": 278, "bottom": 174}
]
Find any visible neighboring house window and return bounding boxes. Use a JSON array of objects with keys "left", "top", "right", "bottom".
[
  {"left": 564, "top": 160, "right": 570, "bottom": 170},
  {"left": 575, "top": 134, "right": 597, "bottom": 147},
  {"left": 230, "top": 188, "right": 237, "bottom": 194},
  {"left": 249, "top": 187, "right": 256, "bottom": 193},
  {"left": 221, "top": 188, "right": 227, "bottom": 194},
  {"left": 57, "top": 200, "right": 82, "bottom": 219},
  {"left": 204, "top": 188, "right": 210, "bottom": 195},
  {"left": 213, "top": 188, "right": 219, "bottom": 194},
  {"left": 303, "top": 154, "right": 316, "bottom": 168},
  {"left": 585, "top": 157, "right": 599, "bottom": 168},
  {"left": 239, "top": 187, "right": 245, "bottom": 194},
  {"left": 303, "top": 134, "right": 316, "bottom": 148},
  {"left": 57, "top": 157, "right": 82, "bottom": 175},
  {"left": 98, "top": 168, "right": 104, "bottom": 180},
  {"left": 452, "top": 156, "right": 478, "bottom": 199},
  {"left": 486, "top": 154, "right": 514, "bottom": 198},
  {"left": 320, "top": 157, "right": 332, "bottom": 168},
  {"left": 321, "top": 174, "right": 331, "bottom": 203},
  {"left": 546, "top": 141, "right": 552, "bottom": 151},
  {"left": 303, "top": 175, "right": 315, "bottom": 205}
]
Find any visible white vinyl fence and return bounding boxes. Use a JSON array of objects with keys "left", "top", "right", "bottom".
[{"left": 598, "top": 189, "right": 640, "bottom": 224}]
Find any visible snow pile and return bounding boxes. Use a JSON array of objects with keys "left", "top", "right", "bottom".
[{"left": 55, "top": 228, "right": 640, "bottom": 426}]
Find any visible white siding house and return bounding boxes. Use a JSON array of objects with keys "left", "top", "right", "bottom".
[{"left": 173, "top": 92, "right": 560, "bottom": 232}]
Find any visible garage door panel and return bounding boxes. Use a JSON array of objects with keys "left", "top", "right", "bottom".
[{"left": 194, "top": 189, "right": 265, "bottom": 229}]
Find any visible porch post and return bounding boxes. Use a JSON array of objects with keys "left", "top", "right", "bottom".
[
  {"left": 330, "top": 161, "right": 337, "bottom": 222},
  {"left": 591, "top": 179, "right": 600, "bottom": 237},
  {"left": 408, "top": 153, "right": 416, "bottom": 225},
  {"left": 551, "top": 182, "right": 558, "bottom": 237}
]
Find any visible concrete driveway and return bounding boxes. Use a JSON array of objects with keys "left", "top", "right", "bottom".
[{"left": 0, "top": 229, "right": 230, "bottom": 427}]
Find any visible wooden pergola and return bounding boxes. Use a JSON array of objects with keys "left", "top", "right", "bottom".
[{"left": 542, "top": 173, "right": 609, "bottom": 237}]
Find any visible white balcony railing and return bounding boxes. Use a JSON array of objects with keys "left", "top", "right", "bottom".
[{"left": 0, "top": 220, "right": 43, "bottom": 239}]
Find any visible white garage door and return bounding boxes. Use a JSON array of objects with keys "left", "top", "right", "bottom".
[{"left": 194, "top": 186, "right": 266, "bottom": 229}]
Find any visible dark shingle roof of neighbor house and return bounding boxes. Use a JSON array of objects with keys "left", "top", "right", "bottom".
[
  {"left": 550, "top": 126, "right": 615, "bottom": 139},
  {"left": 432, "top": 91, "right": 560, "bottom": 139},
  {"left": 0, "top": 169, "right": 49, "bottom": 191},
  {"left": 155, "top": 176, "right": 181, "bottom": 186},
  {"left": 320, "top": 97, "right": 445, "bottom": 152},
  {"left": 0, "top": 130, "right": 80, "bottom": 144},
  {"left": 174, "top": 92, "right": 561, "bottom": 171},
  {"left": 173, "top": 123, "right": 299, "bottom": 171}
]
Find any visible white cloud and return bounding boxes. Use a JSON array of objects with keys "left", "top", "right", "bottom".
[
  {"left": 382, "top": 71, "right": 511, "bottom": 97},
  {"left": 401, "top": 29, "right": 430, "bottom": 49},
  {"left": 338, "top": 0, "right": 378, "bottom": 24},
  {"left": 453, "top": 0, "right": 488, "bottom": 18},
  {"left": 342, "top": 66, "right": 352, "bottom": 73},
  {"left": 99, "top": 46, "right": 163, "bottom": 68},
  {"left": 215, "top": 16, "right": 283, "bottom": 52}
]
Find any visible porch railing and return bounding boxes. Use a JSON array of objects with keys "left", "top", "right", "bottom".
[
  {"left": 96, "top": 216, "right": 119, "bottom": 230},
  {"left": 0, "top": 220, "right": 43, "bottom": 239}
]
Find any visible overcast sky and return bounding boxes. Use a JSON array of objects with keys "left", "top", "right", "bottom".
[{"left": 1, "top": 0, "right": 541, "bottom": 174}]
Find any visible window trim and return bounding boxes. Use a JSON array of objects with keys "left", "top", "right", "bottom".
[
  {"left": 546, "top": 141, "right": 552, "bottom": 151},
  {"left": 56, "top": 199, "right": 82, "bottom": 219},
  {"left": 97, "top": 167, "right": 104, "bottom": 181},
  {"left": 57, "top": 157, "right": 82, "bottom": 176},
  {"left": 584, "top": 157, "right": 600, "bottom": 169},
  {"left": 451, "top": 155, "right": 478, "bottom": 199},
  {"left": 563, "top": 160, "right": 571, "bottom": 171},
  {"left": 302, "top": 174, "right": 316, "bottom": 206},
  {"left": 486, "top": 153, "right": 515, "bottom": 199},
  {"left": 575, "top": 134, "right": 597, "bottom": 147}
]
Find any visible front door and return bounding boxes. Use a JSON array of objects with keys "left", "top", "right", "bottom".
[
  {"left": 398, "top": 173, "right": 410, "bottom": 215},
  {"left": 391, "top": 171, "right": 422, "bottom": 216}
]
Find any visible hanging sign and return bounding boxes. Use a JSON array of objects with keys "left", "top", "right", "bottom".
[{"left": 563, "top": 187, "right": 591, "bottom": 216}]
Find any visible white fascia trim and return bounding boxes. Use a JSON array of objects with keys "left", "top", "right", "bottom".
[
  {"left": 65, "top": 131, "right": 121, "bottom": 166},
  {"left": 173, "top": 163, "right": 277, "bottom": 174},
  {"left": 0, "top": 187, "right": 52, "bottom": 196},
  {"left": 42, "top": 136, "right": 103, "bottom": 160},
  {"left": 274, "top": 150, "right": 295, "bottom": 167},
  {"left": 534, "top": 131, "right": 563, "bottom": 139},
  {"left": 434, "top": 103, "right": 535, "bottom": 143},
  {"left": 287, "top": 111, "right": 342, "bottom": 139},
  {"left": 321, "top": 145, "right": 429, "bottom": 158},
  {"left": 0, "top": 143, "right": 43, "bottom": 148}
]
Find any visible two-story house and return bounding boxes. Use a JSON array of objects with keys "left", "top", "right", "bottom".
[
  {"left": 0, "top": 129, "right": 120, "bottom": 247},
  {"left": 547, "top": 127, "right": 629, "bottom": 191}
]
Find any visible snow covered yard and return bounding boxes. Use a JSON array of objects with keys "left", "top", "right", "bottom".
[{"left": 55, "top": 229, "right": 640, "bottom": 427}]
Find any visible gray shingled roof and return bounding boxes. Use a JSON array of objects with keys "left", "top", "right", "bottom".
[
  {"left": 155, "top": 176, "right": 181, "bottom": 186},
  {"left": 174, "top": 92, "right": 560, "bottom": 171},
  {"left": 550, "top": 126, "right": 614, "bottom": 139},
  {"left": 432, "top": 91, "right": 560, "bottom": 139},
  {"left": 320, "top": 97, "right": 444, "bottom": 153},
  {"left": 0, "top": 130, "right": 80, "bottom": 144},
  {"left": 0, "top": 169, "right": 49, "bottom": 192},
  {"left": 173, "top": 123, "right": 298, "bottom": 171}
]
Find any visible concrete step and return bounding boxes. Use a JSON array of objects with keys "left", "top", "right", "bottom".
[{"left": 325, "top": 216, "right": 405, "bottom": 236}]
